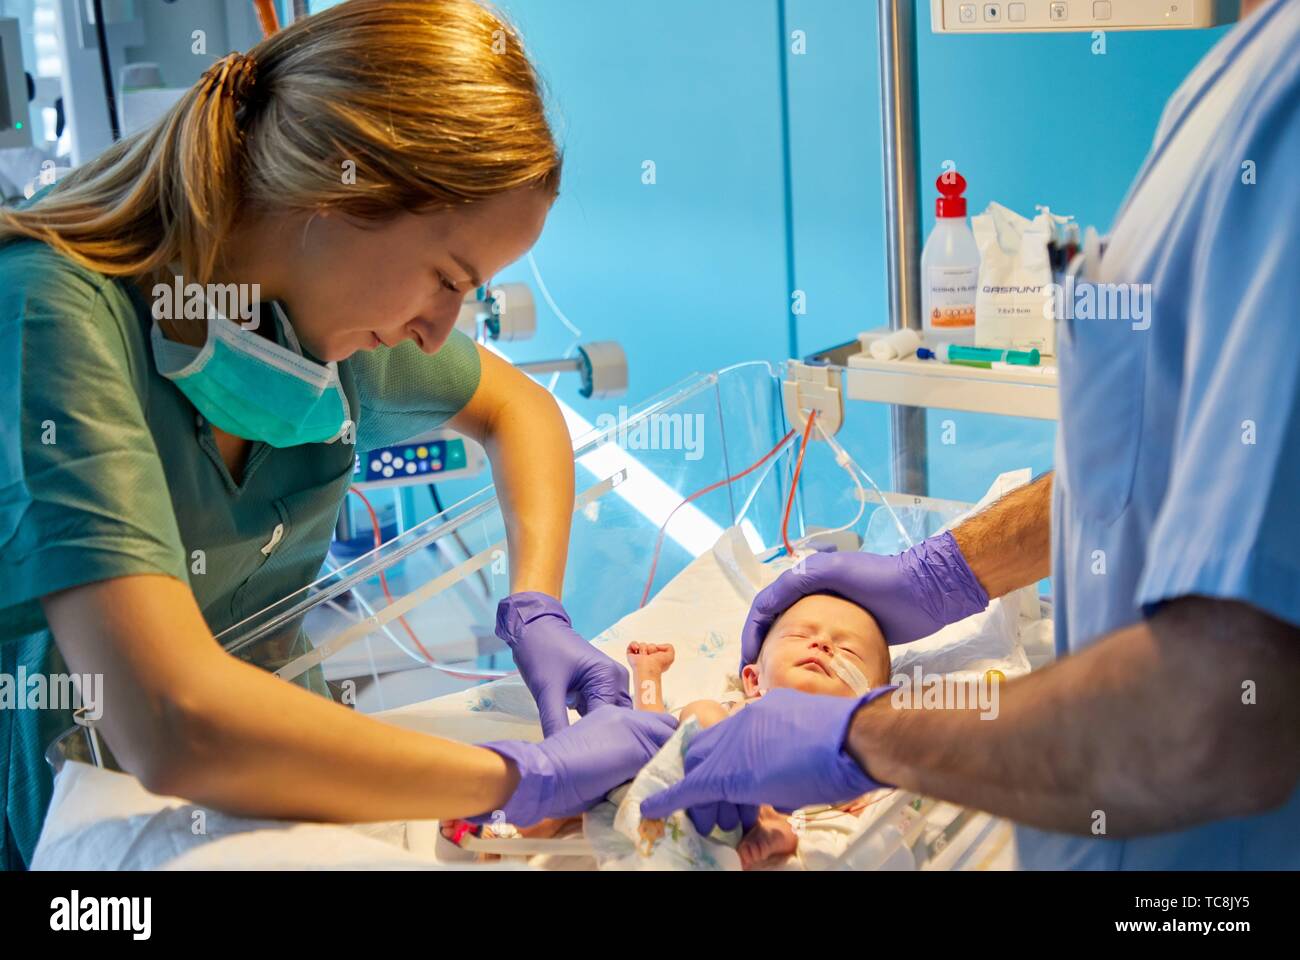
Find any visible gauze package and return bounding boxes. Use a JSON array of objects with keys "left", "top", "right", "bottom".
[{"left": 972, "top": 203, "right": 1071, "bottom": 356}]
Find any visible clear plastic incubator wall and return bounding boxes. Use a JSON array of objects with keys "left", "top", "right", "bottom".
[{"left": 217, "top": 359, "right": 1058, "bottom": 720}]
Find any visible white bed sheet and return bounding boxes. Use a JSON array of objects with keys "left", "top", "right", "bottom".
[{"left": 30, "top": 760, "right": 488, "bottom": 870}]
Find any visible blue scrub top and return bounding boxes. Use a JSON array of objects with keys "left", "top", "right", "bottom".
[{"left": 1018, "top": 0, "right": 1300, "bottom": 869}]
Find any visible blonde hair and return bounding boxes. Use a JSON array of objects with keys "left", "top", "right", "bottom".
[{"left": 0, "top": 0, "right": 561, "bottom": 286}]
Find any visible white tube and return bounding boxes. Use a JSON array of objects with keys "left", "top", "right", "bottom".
[{"left": 830, "top": 652, "right": 872, "bottom": 695}]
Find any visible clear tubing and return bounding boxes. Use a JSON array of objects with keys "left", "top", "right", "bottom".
[
  {"left": 829, "top": 651, "right": 872, "bottom": 696},
  {"left": 813, "top": 420, "right": 916, "bottom": 550},
  {"left": 794, "top": 420, "right": 867, "bottom": 545},
  {"left": 323, "top": 556, "right": 511, "bottom": 680},
  {"left": 526, "top": 251, "right": 583, "bottom": 339},
  {"left": 734, "top": 431, "right": 799, "bottom": 529}
]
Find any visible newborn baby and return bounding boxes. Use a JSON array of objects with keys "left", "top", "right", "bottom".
[
  {"left": 444, "top": 592, "right": 891, "bottom": 868},
  {"left": 626, "top": 592, "right": 891, "bottom": 869}
]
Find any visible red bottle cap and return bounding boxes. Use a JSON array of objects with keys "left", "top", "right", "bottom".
[{"left": 936, "top": 171, "right": 967, "bottom": 219}]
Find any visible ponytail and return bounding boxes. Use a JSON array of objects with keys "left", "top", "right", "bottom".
[{"left": 0, "top": 0, "right": 561, "bottom": 287}]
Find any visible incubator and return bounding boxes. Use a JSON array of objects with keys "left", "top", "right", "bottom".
[
  {"left": 212, "top": 359, "right": 1055, "bottom": 714},
  {"left": 41, "top": 358, "right": 1059, "bottom": 870}
]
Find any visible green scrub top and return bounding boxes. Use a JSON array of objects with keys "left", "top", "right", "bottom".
[{"left": 0, "top": 238, "right": 482, "bottom": 868}]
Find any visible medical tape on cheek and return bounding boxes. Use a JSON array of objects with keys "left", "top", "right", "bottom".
[{"left": 829, "top": 653, "right": 871, "bottom": 696}]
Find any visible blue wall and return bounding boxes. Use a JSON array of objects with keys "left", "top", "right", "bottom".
[
  {"left": 491, "top": 1, "right": 1224, "bottom": 507},
  {"left": 306, "top": 1, "right": 1224, "bottom": 398},
  {"left": 312, "top": 0, "right": 1228, "bottom": 510},
  {"left": 483, "top": 1, "right": 1223, "bottom": 409},
  {"left": 489, "top": 0, "right": 792, "bottom": 410}
]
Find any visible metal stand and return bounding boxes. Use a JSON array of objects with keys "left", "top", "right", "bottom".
[{"left": 877, "top": 0, "right": 928, "bottom": 495}]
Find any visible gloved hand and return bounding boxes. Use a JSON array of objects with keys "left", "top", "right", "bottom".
[
  {"left": 498, "top": 591, "right": 633, "bottom": 736},
  {"left": 639, "top": 686, "right": 895, "bottom": 833},
  {"left": 471, "top": 705, "right": 678, "bottom": 826},
  {"left": 741, "top": 530, "right": 988, "bottom": 665}
]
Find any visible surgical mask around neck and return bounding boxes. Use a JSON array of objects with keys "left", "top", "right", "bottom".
[{"left": 151, "top": 293, "right": 353, "bottom": 448}]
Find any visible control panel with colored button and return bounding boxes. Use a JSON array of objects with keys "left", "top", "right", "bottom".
[{"left": 352, "top": 430, "right": 487, "bottom": 489}]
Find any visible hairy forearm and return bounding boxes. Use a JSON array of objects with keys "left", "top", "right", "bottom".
[
  {"left": 847, "top": 598, "right": 1300, "bottom": 835},
  {"left": 951, "top": 472, "right": 1053, "bottom": 598}
]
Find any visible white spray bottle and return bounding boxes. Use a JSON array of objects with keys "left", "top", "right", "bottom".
[{"left": 921, "top": 170, "right": 980, "bottom": 347}]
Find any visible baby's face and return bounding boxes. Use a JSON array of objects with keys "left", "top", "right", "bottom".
[{"left": 743, "top": 594, "right": 889, "bottom": 698}]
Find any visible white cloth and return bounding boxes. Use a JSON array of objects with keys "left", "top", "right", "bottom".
[
  {"left": 30, "top": 762, "right": 495, "bottom": 870},
  {"left": 584, "top": 718, "right": 741, "bottom": 870}
]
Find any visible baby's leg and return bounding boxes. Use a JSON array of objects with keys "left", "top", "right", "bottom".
[
  {"left": 626, "top": 642, "right": 676, "bottom": 712},
  {"left": 738, "top": 805, "right": 799, "bottom": 870}
]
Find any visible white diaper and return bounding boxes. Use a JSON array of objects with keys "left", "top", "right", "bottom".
[{"left": 584, "top": 717, "right": 743, "bottom": 870}]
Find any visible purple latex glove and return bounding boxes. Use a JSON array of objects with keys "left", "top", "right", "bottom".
[
  {"left": 471, "top": 705, "right": 678, "bottom": 826},
  {"left": 639, "top": 686, "right": 895, "bottom": 832},
  {"left": 741, "top": 530, "right": 988, "bottom": 667},
  {"left": 498, "top": 591, "right": 633, "bottom": 737}
]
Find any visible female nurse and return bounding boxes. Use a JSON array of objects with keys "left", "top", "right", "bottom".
[{"left": 0, "top": 0, "right": 669, "bottom": 870}]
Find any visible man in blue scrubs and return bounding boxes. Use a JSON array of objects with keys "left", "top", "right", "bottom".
[{"left": 642, "top": 0, "right": 1300, "bottom": 868}]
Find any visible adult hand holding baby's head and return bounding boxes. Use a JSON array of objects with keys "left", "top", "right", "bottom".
[{"left": 740, "top": 531, "right": 990, "bottom": 667}]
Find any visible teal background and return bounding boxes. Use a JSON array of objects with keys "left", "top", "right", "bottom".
[{"left": 314, "top": 0, "right": 1226, "bottom": 512}]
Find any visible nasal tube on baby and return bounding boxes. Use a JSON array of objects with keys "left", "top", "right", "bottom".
[{"left": 829, "top": 653, "right": 871, "bottom": 696}]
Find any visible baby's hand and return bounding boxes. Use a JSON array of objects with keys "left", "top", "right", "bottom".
[
  {"left": 738, "top": 805, "right": 799, "bottom": 871},
  {"left": 626, "top": 642, "right": 676, "bottom": 677}
]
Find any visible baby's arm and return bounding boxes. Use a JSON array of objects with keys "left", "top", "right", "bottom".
[{"left": 626, "top": 643, "right": 675, "bottom": 712}]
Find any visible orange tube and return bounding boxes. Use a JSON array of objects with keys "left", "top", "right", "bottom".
[{"left": 251, "top": 0, "right": 280, "bottom": 38}]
